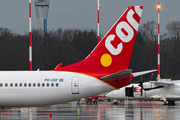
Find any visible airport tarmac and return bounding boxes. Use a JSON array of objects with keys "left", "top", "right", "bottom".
[{"left": 0, "top": 100, "right": 180, "bottom": 120}]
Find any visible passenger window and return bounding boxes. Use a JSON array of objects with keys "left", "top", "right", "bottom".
[
  {"left": 51, "top": 83, "right": 54, "bottom": 87},
  {"left": 56, "top": 83, "right": 59, "bottom": 87},
  {"left": 38, "top": 83, "right": 40, "bottom": 87},
  {"left": 19, "top": 83, "right": 22, "bottom": 87},
  {"left": 5, "top": 83, "right": 8, "bottom": 87},
  {"left": 33, "top": 83, "right": 36, "bottom": 87},
  {"left": 10, "top": 83, "right": 13, "bottom": 87},
  {"left": 0, "top": 83, "right": 2, "bottom": 87},
  {"left": 42, "top": 83, "right": 45, "bottom": 87},
  {"left": 47, "top": 83, "right": 49, "bottom": 87},
  {"left": 29, "top": 83, "right": 31, "bottom": 87},
  {"left": 15, "top": 83, "right": 18, "bottom": 87},
  {"left": 24, "top": 83, "right": 27, "bottom": 87}
]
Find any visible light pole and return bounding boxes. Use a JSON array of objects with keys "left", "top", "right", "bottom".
[
  {"left": 29, "top": 0, "right": 32, "bottom": 71},
  {"left": 157, "top": 2, "right": 162, "bottom": 80}
]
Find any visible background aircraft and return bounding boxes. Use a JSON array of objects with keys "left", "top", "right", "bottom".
[{"left": 106, "top": 79, "right": 180, "bottom": 105}]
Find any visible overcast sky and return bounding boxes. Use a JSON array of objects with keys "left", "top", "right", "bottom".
[{"left": 0, "top": 0, "right": 179, "bottom": 36}]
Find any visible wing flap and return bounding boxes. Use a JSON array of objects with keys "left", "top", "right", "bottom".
[
  {"left": 150, "top": 80, "right": 174, "bottom": 86},
  {"left": 100, "top": 69, "right": 132, "bottom": 81}
]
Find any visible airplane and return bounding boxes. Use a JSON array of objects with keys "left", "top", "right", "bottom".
[
  {"left": 105, "top": 84, "right": 151, "bottom": 105},
  {"left": 0, "top": 6, "right": 154, "bottom": 107},
  {"left": 106, "top": 79, "right": 180, "bottom": 105}
]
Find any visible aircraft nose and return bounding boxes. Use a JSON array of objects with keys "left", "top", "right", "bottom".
[{"left": 105, "top": 92, "right": 113, "bottom": 98}]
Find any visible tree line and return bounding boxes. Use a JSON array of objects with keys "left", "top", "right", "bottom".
[{"left": 0, "top": 20, "right": 180, "bottom": 81}]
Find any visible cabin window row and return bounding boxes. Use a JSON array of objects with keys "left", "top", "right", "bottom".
[{"left": 0, "top": 83, "right": 59, "bottom": 87}]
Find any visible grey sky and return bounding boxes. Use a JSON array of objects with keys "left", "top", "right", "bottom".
[{"left": 0, "top": 0, "right": 179, "bottom": 36}]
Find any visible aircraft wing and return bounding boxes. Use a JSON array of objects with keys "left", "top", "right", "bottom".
[
  {"left": 150, "top": 80, "right": 174, "bottom": 86},
  {"left": 150, "top": 94, "right": 180, "bottom": 100},
  {"left": 132, "top": 69, "right": 157, "bottom": 77},
  {"left": 100, "top": 69, "right": 132, "bottom": 81},
  {"left": 100, "top": 69, "right": 157, "bottom": 82}
]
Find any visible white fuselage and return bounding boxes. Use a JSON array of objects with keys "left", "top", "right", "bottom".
[
  {"left": 106, "top": 83, "right": 180, "bottom": 101},
  {"left": 0, "top": 71, "right": 114, "bottom": 107}
]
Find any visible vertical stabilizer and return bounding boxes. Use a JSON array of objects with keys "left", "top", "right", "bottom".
[{"left": 55, "top": 6, "right": 143, "bottom": 74}]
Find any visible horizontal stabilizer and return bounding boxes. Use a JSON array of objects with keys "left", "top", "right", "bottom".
[
  {"left": 100, "top": 69, "right": 132, "bottom": 81},
  {"left": 132, "top": 69, "right": 157, "bottom": 77}
]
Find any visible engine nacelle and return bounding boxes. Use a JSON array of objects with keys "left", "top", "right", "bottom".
[{"left": 143, "top": 82, "right": 160, "bottom": 91}]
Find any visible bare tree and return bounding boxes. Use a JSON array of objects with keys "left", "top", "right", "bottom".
[
  {"left": 139, "top": 20, "right": 157, "bottom": 42},
  {"left": 166, "top": 21, "right": 180, "bottom": 41},
  {"left": 165, "top": 21, "right": 180, "bottom": 78}
]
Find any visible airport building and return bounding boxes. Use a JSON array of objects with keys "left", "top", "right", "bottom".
[{"left": 35, "top": 0, "right": 50, "bottom": 36}]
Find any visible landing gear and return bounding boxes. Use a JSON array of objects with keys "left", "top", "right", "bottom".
[
  {"left": 86, "top": 99, "right": 92, "bottom": 104},
  {"left": 113, "top": 100, "right": 118, "bottom": 105},
  {"left": 164, "top": 100, "right": 169, "bottom": 105},
  {"left": 93, "top": 101, "right": 97, "bottom": 104},
  {"left": 86, "top": 98, "right": 98, "bottom": 105},
  {"left": 164, "top": 100, "right": 175, "bottom": 106},
  {"left": 169, "top": 101, "right": 175, "bottom": 105},
  {"left": 94, "top": 97, "right": 98, "bottom": 104}
]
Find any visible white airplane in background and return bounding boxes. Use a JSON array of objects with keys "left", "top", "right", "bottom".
[
  {"left": 0, "top": 6, "right": 155, "bottom": 107},
  {"left": 106, "top": 79, "right": 180, "bottom": 105}
]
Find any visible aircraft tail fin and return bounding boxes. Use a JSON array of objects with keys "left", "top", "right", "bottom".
[{"left": 54, "top": 6, "right": 143, "bottom": 74}]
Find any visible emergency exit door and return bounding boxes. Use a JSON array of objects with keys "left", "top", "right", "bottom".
[{"left": 71, "top": 76, "right": 79, "bottom": 94}]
